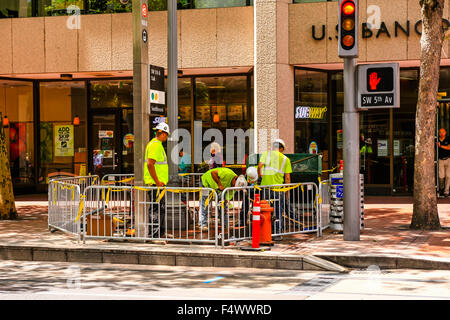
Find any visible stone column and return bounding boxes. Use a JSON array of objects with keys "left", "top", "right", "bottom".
[{"left": 254, "top": 0, "right": 294, "bottom": 154}]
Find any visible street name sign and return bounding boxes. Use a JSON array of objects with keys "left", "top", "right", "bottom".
[
  {"left": 357, "top": 63, "right": 399, "bottom": 109},
  {"left": 149, "top": 65, "right": 166, "bottom": 116}
]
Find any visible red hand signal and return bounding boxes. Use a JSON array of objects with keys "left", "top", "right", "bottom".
[{"left": 369, "top": 72, "right": 381, "bottom": 90}]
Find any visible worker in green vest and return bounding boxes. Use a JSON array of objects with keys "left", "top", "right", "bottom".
[
  {"left": 257, "top": 138, "right": 292, "bottom": 235},
  {"left": 199, "top": 167, "right": 247, "bottom": 231},
  {"left": 144, "top": 122, "right": 170, "bottom": 238}
]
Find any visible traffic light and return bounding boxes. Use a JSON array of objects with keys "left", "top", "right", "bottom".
[{"left": 338, "top": 0, "right": 358, "bottom": 58}]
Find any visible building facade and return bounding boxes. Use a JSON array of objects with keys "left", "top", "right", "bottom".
[{"left": 0, "top": 0, "right": 449, "bottom": 195}]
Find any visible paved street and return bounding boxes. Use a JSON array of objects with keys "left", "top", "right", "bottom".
[{"left": 0, "top": 260, "right": 449, "bottom": 300}]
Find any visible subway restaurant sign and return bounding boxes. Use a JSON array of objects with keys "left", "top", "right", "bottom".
[
  {"left": 295, "top": 106, "right": 328, "bottom": 120},
  {"left": 54, "top": 125, "right": 74, "bottom": 157}
]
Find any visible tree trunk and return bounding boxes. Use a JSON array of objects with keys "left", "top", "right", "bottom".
[
  {"left": 0, "top": 112, "right": 17, "bottom": 220},
  {"left": 411, "top": 0, "right": 445, "bottom": 230}
]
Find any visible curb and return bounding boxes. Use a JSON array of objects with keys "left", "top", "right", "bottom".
[
  {"left": 315, "top": 254, "right": 450, "bottom": 270},
  {"left": 0, "top": 244, "right": 347, "bottom": 273}
]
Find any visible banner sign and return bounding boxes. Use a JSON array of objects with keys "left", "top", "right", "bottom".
[{"left": 54, "top": 125, "right": 74, "bottom": 157}]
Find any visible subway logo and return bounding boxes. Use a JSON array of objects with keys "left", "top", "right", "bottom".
[{"left": 295, "top": 106, "right": 328, "bottom": 120}]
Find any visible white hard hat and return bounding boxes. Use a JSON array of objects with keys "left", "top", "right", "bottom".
[
  {"left": 273, "top": 138, "right": 286, "bottom": 149},
  {"left": 235, "top": 175, "right": 248, "bottom": 188},
  {"left": 154, "top": 122, "right": 170, "bottom": 135},
  {"left": 210, "top": 142, "right": 221, "bottom": 153},
  {"left": 246, "top": 167, "right": 258, "bottom": 183}
]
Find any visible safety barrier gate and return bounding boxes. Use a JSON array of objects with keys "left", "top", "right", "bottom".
[
  {"left": 48, "top": 175, "right": 99, "bottom": 238},
  {"left": 219, "top": 182, "right": 323, "bottom": 247},
  {"left": 81, "top": 185, "right": 219, "bottom": 246},
  {"left": 48, "top": 174, "right": 329, "bottom": 248}
]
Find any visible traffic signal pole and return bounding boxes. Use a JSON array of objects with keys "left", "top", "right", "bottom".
[
  {"left": 338, "top": 0, "right": 360, "bottom": 241},
  {"left": 343, "top": 57, "right": 360, "bottom": 241},
  {"left": 167, "top": 0, "right": 180, "bottom": 185}
]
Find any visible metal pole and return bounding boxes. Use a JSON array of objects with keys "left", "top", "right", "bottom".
[
  {"left": 133, "top": 0, "right": 149, "bottom": 237},
  {"left": 343, "top": 57, "right": 360, "bottom": 241},
  {"left": 167, "top": 0, "right": 179, "bottom": 185}
]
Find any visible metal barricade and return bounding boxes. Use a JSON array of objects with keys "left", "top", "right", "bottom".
[
  {"left": 220, "top": 182, "right": 320, "bottom": 247},
  {"left": 48, "top": 180, "right": 82, "bottom": 238},
  {"left": 50, "top": 175, "right": 99, "bottom": 194},
  {"left": 101, "top": 174, "right": 135, "bottom": 186},
  {"left": 81, "top": 185, "right": 219, "bottom": 246},
  {"left": 318, "top": 180, "right": 330, "bottom": 236},
  {"left": 179, "top": 173, "right": 203, "bottom": 188}
]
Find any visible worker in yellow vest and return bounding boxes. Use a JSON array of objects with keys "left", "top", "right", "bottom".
[
  {"left": 258, "top": 139, "right": 292, "bottom": 235},
  {"left": 199, "top": 167, "right": 247, "bottom": 231},
  {"left": 144, "top": 122, "right": 170, "bottom": 238}
]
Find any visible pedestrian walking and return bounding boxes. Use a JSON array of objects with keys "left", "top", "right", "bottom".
[
  {"left": 144, "top": 122, "right": 170, "bottom": 238},
  {"left": 258, "top": 139, "right": 292, "bottom": 235},
  {"left": 438, "top": 128, "right": 450, "bottom": 197}
]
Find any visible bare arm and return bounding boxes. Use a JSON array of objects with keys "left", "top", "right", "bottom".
[
  {"left": 258, "top": 162, "right": 264, "bottom": 180},
  {"left": 211, "top": 170, "right": 224, "bottom": 190},
  {"left": 285, "top": 173, "right": 291, "bottom": 185}
]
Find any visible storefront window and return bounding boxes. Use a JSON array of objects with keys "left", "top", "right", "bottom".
[
  {"left": 90, "top": 80, "right": 133, "bottom": 109},
  {"left": 39, "top": 81, "right": 87, "bottom": 183},
  {"left": 331, "top": 72, "right": 344, "bottom": 169},
  {"left": 0, "top": 80, "right": 34, "bottom": 185},
  {"left": 0, "top": 1, "right": 32, "bottom": 18},
  {"left": 89, "top": 80, "right": 133, "bottom": 177},
  {"left": 360, "top": 110, "right": 390, "bottom": 185},
  {"left": 392, "top": 70, "right": 419, "bottom": 193},
  {"left": 0, "top": 0, "right": 253, "bottom": 17},
  {"left": 195, "top": 75, "right": 251, "bottom": 166},
  {"left": 438, "top": 68, "right": 450, "bottom": 133},
  {"left": 294, "top": 70, "right": 329, "bottom": 169}
]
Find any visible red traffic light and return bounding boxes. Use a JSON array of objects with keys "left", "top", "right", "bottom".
[{"left": 342, "top": 1, "right": 355, "bottom": 15}]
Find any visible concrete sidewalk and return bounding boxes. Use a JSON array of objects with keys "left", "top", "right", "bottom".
[{"left": 1, "top": 194, "right": 449, "bottom": 271}]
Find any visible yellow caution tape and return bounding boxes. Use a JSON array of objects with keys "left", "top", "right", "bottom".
[
  {"left": 74, "top": 195, "right": 85, "bottom": 222},
  {"left": 113, "top": 217, "right": 124, "bottom": 223},
  {"left": 322, "top": 166, "right": 338, "bottom": 173},
  {"left": 204, "top": 191, "right": 215, "bottom": 207},
  {"left": 282, "top": 213, "right": 304, "bottom": 227}
]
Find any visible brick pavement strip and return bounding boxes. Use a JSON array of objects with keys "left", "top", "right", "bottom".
[{"left": 1, "top": 198, "right": 449, "bottom": 271}]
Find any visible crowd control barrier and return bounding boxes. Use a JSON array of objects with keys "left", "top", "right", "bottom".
[
  {"left": 219, "top": 182, "right": 321, "bottom": 247},
  {"left": 81, "top": 185, "right": 219, "bottom": 246},
  {"left": 48, "top": 175, "right": 329, "bottom": 248},
  {"left": 179, "top": 173, "right": 203, "bottom": 188},
  {"left": 47, "top": 175, "right": 99, "bottom": 239},
  {"left": 101, "top": 174, "right": 135, "bottom": 186}
]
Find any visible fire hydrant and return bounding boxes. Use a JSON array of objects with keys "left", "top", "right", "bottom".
[{"left": 259, "top": 200, "right": 274, "bottom": 246}]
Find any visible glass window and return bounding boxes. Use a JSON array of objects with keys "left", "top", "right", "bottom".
[
  {"left": 293, "top": 0, "right": 335, "bottom": 3},
  {"left": 90, "top": 80, "right": 133, "bottom": 109},
  {"left": 360, "top": 110, "right": 390, "bottom": 185},
  {"left": 39, "top": 81, "right": 87, "bottom": 183},
  {"left": 392, "top": 69, "right": 419, "bottom": 193},
  {"left": 194, "top": 0, "right": 252, "bottom": 9},
  {"left": 438, "top": 68, "right": 450, "bottom": 133},
  {"left": 294, "top": 70, "right": 329, "bottom": 164},
  {"left": 331, "top": 72, "right": 344, "bottom": 169},
  {"left": 37, "top": 0, "right": 131, "bottom": 16},
  {"left": 0, "top": 0, "right": 32, "bottom": 18},
  {"left": 195, "top": 75, "right": 251, "bottom": 167},
  {"left": 0, "top": 80, "right": 34, "bottom": 185}
]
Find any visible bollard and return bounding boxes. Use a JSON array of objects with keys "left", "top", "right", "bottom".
[{"left": 252, "top": 194, "right": 261, "bottom": 249}]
